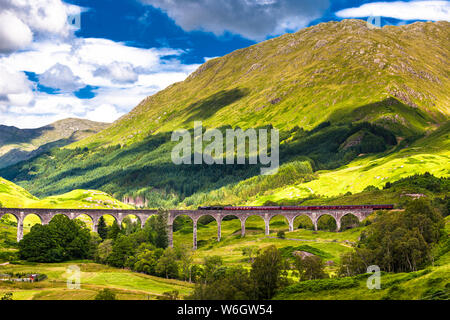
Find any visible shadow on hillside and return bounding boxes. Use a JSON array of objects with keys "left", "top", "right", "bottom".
[
  {"left": 0, "top": 124, "right": 54, "bottom": 145},
  {"left": 0, "top": 136, "right": 78, "bottom": 169},
  {"left": 182, "top": 88, "right": 249, "bottom": 124},
  {"left": 326, "top": 97, "right": 438, "bottom": 137}
]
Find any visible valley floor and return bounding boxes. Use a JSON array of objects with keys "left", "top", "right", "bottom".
[
  {"left": 1, "top": 215, "right": 448, "bottom": 300},
  {"left": 0, "top": 261, "right": 193, "bottom": 300}
]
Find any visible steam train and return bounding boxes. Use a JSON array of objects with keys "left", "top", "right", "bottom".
[{"left": 198, "top": 205, "right": 394, "bottom": 211}]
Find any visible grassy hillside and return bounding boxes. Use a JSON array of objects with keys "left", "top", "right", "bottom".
[
  {"left": 2, "top": 120, "right": 448, "bottom": 208},
  {"left": 0, "top": 262, "right": 193, "bottom": 300},
  {"left": 0, "top": 177, "right": 132, "bottom": 209},
  {"left": 71, "top": 20, "right": 449, "bottom": 148},
  {"left": 274, "top": 264, "right": 449, "bottom": 300},
  {"left": 0, "top": 177, "right": 37, "bottom": 207},
  {"left": 249, "top": 123, "right": 450, "bottom": 205},
  {"left": 0, "top": 118, "right": 109, "bottom": 169}
]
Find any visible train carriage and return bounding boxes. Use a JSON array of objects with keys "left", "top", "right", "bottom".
[{"left": 198, "top": 205, "right": 394, "bottom": 211}]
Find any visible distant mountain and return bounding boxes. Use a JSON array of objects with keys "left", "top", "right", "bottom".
[
  {"left": 0, "top": 118, "right": 110, "bottom": 168},
  {"left": 72, "top": 19, "right": 449, "bottom": 148}
]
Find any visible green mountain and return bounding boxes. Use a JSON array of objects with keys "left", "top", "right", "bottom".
[
  {"left": 72, "top": 19, "right": 449, "bottom": 148},
  {"left": 0, "top": 118, "right": 110, "bottom": 169},
  {"left": 0, "top": 20, "right": 449, "bottom": 207}
]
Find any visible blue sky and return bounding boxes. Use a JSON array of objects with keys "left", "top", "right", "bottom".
[{"left": 0, "top": 0, "right": 448, "bottom": 128}]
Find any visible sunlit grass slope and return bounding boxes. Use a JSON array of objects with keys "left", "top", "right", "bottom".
[
  {"left": 274, "top": 264, "right": 449, "bottom": 300},
  {"left": 251, "top": 124, "right": 450, "bottom": 205},
  {"left": 0, "top": 177, "right": 132, "bottom": 209},
  {"left": 0, "top": 177, "right": 37, "bottom": 207},
  {"left": 0, "top": 262, "right": 193, "bottom": 300}
]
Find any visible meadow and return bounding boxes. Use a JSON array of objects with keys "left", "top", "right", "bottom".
[
  {"left": 1, "top": 215, "right": 448, "bottom": 300},
  {"left": 0, "top": 261, "right": 193, "bottom": 300}
]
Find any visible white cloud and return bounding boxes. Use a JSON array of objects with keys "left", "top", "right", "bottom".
[
  {"left": 85, "top": 104, "right": 123, "bottom": 123},
  {"left": 0, "top": 11, "right": 33, "bottom": 53},
  {"left": 0, "top": 38, "right": 199, "bottom": 128},
  {"left": 142, "top": 0, "right": 330, "bottom": 40},
  {"left": 94, "top": 62, "right": 139, "bottom": 84},
  {"left": 0, "top": 66, "right": 34, "bottom": 106},
  {"left": 39, "top": 63, "right": 85, "bottom": 92},
  {"left": 0, "top": 1, "right": 201, "bottom": 128},
  {"left": 336, "top": 1, "right": 450, "bottom": 21},
  {"left": 0, "top": 0, "right": 82, "bottom": 53}
]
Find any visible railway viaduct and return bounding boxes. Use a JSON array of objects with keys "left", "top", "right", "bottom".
[{"left": 0, "top": 206, "right": 380, "bottom": 249}]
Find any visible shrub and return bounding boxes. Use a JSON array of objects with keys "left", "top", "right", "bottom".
[
  {"left": 95, "top": 289, "right": 117, "bottom": 300},
  {"left": 18, "top": 215, "right": 91, "bottom": 262},
  {"left": 282, "top": 277, "right": 358, "bottom": 294}
]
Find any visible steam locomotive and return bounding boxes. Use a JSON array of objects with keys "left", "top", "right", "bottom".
[{"left": 198, "top": 205, "right": 394, "bottom": 211}]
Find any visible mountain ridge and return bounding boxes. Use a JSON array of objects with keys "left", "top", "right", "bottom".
[
  {"left": 0, "top": 118, "right": 110, "bottom": 168},
  {"left": 70, "top": 19, "right": 449, "bottom": 149}
]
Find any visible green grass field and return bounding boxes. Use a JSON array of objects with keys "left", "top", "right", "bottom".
[
  {"left": 172, "top": 215, "right": 357, "bottom": 266},
  {"left": 0, "top": 261, "right": 193, "bottom": 300},
  {"left": 275, "top": 263, "right": 450, "bottom": 300},
  {"left": 0, "top": 178, "right": 134, "bottom": 210}
]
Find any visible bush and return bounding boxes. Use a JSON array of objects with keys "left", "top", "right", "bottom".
[
  {"left": 0, "top": 251, "right": 19, "bottom": 262},
  {"left": 95, "top": 289, "right": 117, "bottom": 300},
  {"left": 18, "top": 215, "right": 91, "bottom": 262},
  {"left": 279, "top": 245, "right": 332, "bottom": 260},
  {"left": 295, "top": 255, "right": 328, "bottom": 281},
  {"left": 0, "top": 292, "right": 13, "bottom": 300},
  {"left": 282, "top": 277, "right": 358, "bottom": 294},
  {"left": 338, "top": 198, "right": 444, "bottom": 274}
]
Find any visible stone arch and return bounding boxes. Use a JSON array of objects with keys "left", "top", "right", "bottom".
[
  {"left": 0, "top": 213, "right": 19, "bottom": 241},
  {"left": 219, "top": 214, "right": 241, "bottom": 239},
  {"left": 74, "top": 212, "right": 94, "bottom": 221},
  {"left": 196, "top": 214, "right": 219, "bottom": 246},
  {"left": 49, "top": 213, "right": 71, "bottom": 222},
  {"left": 121, "top": 214, "right": 142, "bottom": 234},
  {"left": 100, "top": 214, "right": 119, "bottom": 226},
  {"left": 269, "top": 214, "right": 289, "bottom": 234},
  {"left": 293, "top": 213, "right": 315, "bottom": 231},
  {"left": 316, "top": 213, "right": 338, "bottom": 232},
  {"left": 74, "top": 213, "right": 95, "bottom": 232},
  {"left": 92, "top": 214, "right": 119, "bottom": 236},
  {"left": 139, "top": 214, "right": 157, "bottom": 229},
  {"left": 0, "top": 212, "right": 19, "bottom": 222},
  {"left": 23, "top": 213, "right": 42, "bottom": 235},
  {"left": 172, "top": 214, "right": 194, "bottom": 229},
  {"left": 172, "top": 214, "right": 195, "bottom": 249},
  {"left": 244, "top": 215, "right": 266, "bottom": 236},
  {"left": 24, "top": 213, "right": 43, "bottom": 224},
  {"left": 339, "top": 213, "right": 361, "bottom": 231}
]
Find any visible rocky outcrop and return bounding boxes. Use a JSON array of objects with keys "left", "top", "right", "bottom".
[{"left": 122, "top": 196, "right": 148, "bottom": 208}]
